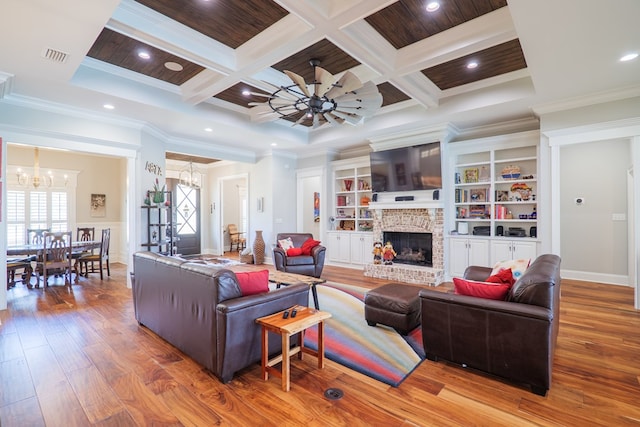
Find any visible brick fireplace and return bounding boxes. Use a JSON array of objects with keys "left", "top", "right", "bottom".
[{"left": 364, "top": 207, "right": 444, "bottom": 286}]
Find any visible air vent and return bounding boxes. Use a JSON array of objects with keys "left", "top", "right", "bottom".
[{"left": 41, "top": 47, "right": 69, "bottom": 64}]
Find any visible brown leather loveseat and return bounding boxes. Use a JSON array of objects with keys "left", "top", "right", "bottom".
[
  {"left": 131, "top": 251, "right": 309, "bottom": 383},
  {"left": 419, "top": 254, "right": 561, "bottom": 395}
]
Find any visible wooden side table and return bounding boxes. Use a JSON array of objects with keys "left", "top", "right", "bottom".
[
  {"left": 268, "top": 271, "right": 326, "bottom": 310},
  {"left": 256, "top": 305, "right": 332, "bottom": 391}
]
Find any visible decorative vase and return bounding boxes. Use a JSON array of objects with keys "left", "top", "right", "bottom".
[
  {"left": 253, "top": 230, "right": 265, "bottom": 264},
  {"left": 344, "top": 179, "right": 353, "bottom": 191}
]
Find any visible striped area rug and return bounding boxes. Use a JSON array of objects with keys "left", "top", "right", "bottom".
[{"left": 303, "top": 282, "right": 424, "bottom": 387}]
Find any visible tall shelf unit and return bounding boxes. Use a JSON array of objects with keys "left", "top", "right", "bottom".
[
  {"left": 141, "top": 191, "right": 175, "bottom": 255},
  {"left": 327, "top": 157, "right": 374, "bottom": 267},
  {"left": 448, "top": 131, "right": 539, "bottom": 277}
]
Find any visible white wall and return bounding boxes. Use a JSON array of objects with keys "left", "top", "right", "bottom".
[{"left": 560, "top": 139, "right": 630, "bottom": 280}]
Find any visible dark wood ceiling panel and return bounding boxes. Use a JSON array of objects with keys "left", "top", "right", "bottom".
[
  {"left": 214, "top": 83, "right": 270, "bottom": 108},
  {"left": 365, "top": 0, "right": 507, "bottom": 49},
  {"left": 87, "top": 28, "right": 205, "bottom": 85},
  {"left": 166, "top": 152, "right": 219, "bottom": 164},
  {"left": 134, "top": 0, "right": 288, "bottom": 49},
  {"left": 421, "top": 39, "right": 527, "bottom": 90},
  {"left": 271, "top": 39, "right": 361, "bottom": 82},
  {"left": 378, "top": 82, "right": 411, "bottom": 106}
]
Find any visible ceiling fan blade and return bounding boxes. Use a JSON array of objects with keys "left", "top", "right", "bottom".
[
  {"left": 312, "top": 113, "right": 321, "bottom": 129},
  {"left": 314, "top": 66, "right": 334, "bottom": 96},
  {"left": 332, "top": 110, "right": 363, "bottom": 125},
  {"left": 324, "top": 112, "right": 342, "bottom": 126},
  {"left": 284, "top": 70, "right": 311, "bottom": 97},
  {"left": 325, "top": 71, "right": 363, "bottom": 99}
]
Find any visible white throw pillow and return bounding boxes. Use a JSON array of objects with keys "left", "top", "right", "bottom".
[
  {"left": 278, "top": 237, "right": 294, "bottom": 251},
  {"left": 490, "top": 258, "right": 531, "bottom": 282}
]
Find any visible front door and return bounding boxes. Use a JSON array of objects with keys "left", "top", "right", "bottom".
[{"left": 175, "top": 184, "right": 200, "bottom": 255}]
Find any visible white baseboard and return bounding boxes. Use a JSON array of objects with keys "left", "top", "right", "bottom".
[{"left": 561, "top": 269, "right": 631, "bottom": 287}]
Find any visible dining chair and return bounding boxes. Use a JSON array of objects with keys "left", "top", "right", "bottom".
[
  {"left": 26, "top": 228, "right": 50, "bottom": 262},
  {"left": 6, "top": 259, "right": 32, "bottom": 289},
  {"left": 228, "top": 224, "right": 246, "bottom": 252},
  {"left": 79, "top": 228, "right": 110, "bottom": 280},
  {"left": 72, "top": 227, "right": 95, "bottom": 276},
  {"left": 35, "top": 231, "right": 73, "bottom": 287}
]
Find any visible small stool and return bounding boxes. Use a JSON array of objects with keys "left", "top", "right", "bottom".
[{"left": 364, "top": 283, "right": 421, "bottom": 335}]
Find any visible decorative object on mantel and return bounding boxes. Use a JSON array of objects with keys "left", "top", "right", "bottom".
[{"left": 253, "top": 230, "right": 265, "bottom": 264}]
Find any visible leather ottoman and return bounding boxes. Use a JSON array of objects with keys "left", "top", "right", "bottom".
[{"left": 364, "top": 283, "right": 421, "bottom": 335}]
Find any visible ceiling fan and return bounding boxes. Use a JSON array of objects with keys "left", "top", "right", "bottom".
[{"left": 249, "top": 59, "right": 383, "bottom": 128}]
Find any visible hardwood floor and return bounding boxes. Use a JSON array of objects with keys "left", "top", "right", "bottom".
[{"left": 2, "top": 256, "right": 640, "bottom": 426}]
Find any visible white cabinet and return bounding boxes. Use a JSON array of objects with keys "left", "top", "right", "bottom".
[
  {"left": 326, "top": 231, "right": 373, "bottom": 266},
  {"left": 491, "top": 240, "right": 537, "bottom": 264},
  {"left": 326, "top": 231, "right": 351, "bottom": 263},
  {"left": 350, "top": 233, "right": 374, "bottom": 265},
  {"left": 449, "top": 237, "right": 490, "bottom": 278}
]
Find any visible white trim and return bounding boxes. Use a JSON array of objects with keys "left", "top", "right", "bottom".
[{"left": 561, "top": 269, "right": 631, "bottom": 287}]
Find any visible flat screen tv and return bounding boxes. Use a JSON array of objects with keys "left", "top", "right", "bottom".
[{"left": 369, "top": 141, "right": 442, "bottom": 193}]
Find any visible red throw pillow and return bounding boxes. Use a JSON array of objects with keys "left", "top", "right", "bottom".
[
  {"left": 485, "top": 268, "right": 515, "bottom": 287},
  {"left": 287, "top": 247, "right": 303, "bottom": 257},
  {"left": 453, "top": 277, "right": 511, "bottom": 301},
  {"left": 235, "top": 270, "right": 269, "bottom": 296},
  {"left": 300, "top": 238, "right": 321, "bottom": 256}
]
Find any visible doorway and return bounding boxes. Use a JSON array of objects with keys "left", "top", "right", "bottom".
[
  {"left": 174, "top": 183, "right": 201, "bottom": 255},
  {"left": 220, "top": 175, "right": 249, "bottom": 253}
]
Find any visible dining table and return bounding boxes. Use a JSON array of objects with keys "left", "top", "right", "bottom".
[{"left": 7, "top": 240, "right": 101, "bottom": 286}]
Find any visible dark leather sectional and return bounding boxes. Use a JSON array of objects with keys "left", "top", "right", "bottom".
[
  {"left": 419, "top": 254, "right": 561, "bottom": 395},
  {"left": 131, "top": 252, "right": 309, "bottom": 383}
]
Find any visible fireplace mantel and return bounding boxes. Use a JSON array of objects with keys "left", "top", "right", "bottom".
[{"left": 368, "top": 201, "right": 444, "bottom": 210}]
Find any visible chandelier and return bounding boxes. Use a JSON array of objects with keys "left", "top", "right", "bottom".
[
  {"left": 17, "top": 147, "right": 53, "bottom": 188},
  {"left": 179, "top": 161, "right": 203, "bottom": 189},
  {"left": 250, "top": 59, "right": 383, "bottom": 129}
]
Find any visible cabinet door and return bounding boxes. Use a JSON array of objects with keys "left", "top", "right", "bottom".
[
  {"left": 468, "top": 239, "right": 490, "bottom": 268},
  {"left": 512, "top": 240, "right": 537, "bottom": 261},
  {"left": 490, "top": 240, "right": 514, "bottom": 264},
  {"left": 350, "top": 233, "right": 373, "bottom": 265},
  {"left": 449, "top": 238, "right": 470, "bottom": 277},
  {"left": 327, "top": 232, "right": 351, "bottom": 263}
]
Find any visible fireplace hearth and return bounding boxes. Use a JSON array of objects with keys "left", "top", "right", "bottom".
[{"left": 383, "top": 231, "right": 432, "bottom": 267}]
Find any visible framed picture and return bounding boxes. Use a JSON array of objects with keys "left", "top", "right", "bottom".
[
  {"left": 90, "top": 194, "right": 106, "bottom": 217},
  {"left": 496, "top": 190, "right": 509, "bottom": 202},
  {"left": 313, "top": 192, "right": 320, "bottom": 223},
  {"left": 464, "top": 168, "right": 479, "bottom": 183},
  {"left": 469, "top": 188, "right": 487, "bottom": 202}
]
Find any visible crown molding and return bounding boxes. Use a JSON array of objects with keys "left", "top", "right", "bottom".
[
  {"left": 368, "top": 122, "right": 460, "bottom": 151},
  {"left": 0, "top": 71, "right": 14, "bottom": 99},
  {"left": 533, "top": 84, "right": 640, "bottom": 116}
]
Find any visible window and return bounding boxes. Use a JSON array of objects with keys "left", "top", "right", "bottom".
[{"left": 6, "top": 188, "right": 69, "bottom": 245}]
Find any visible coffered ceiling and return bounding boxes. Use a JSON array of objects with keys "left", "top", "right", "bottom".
[{"left": 0, "top": 0, "right": 639, "bottom": 159}]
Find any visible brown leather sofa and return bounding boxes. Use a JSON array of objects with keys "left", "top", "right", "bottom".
[
  {"left": 131, "top": 251, "right": 309, "bottom": 383},
  {"left": 272, "top": 233, "right": 326, "bottom": 278},
  {"left": 419, "top": 254, "right": 561, "bottom": 395}
]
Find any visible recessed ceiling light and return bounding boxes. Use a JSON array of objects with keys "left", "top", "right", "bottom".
[
  {"left": 164, "top": 61, "right": 183, "bottom": 71},
  {"left": 242, "top": 89, "right": 251, "bottom": 96},
  {"left": 466, "top": 61, "right": 479, "bottom": 69},
  {"left": 103, "top": 104, "right": 115, "bottom": 110},
  {"left": 271, "top": 143, "right": 277, "bottom": 147},
  {"left": 426, "top": 2, "right": 440, "bottom": 12},
  {"left": 620, "top": 52, "right": 638, "bottom": 62},
  {"left": 138, "top": 51, "right": 151, "bottom": 60},
  {"left": 204, "top": 128, "right": 213, "bottom": 132}
]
